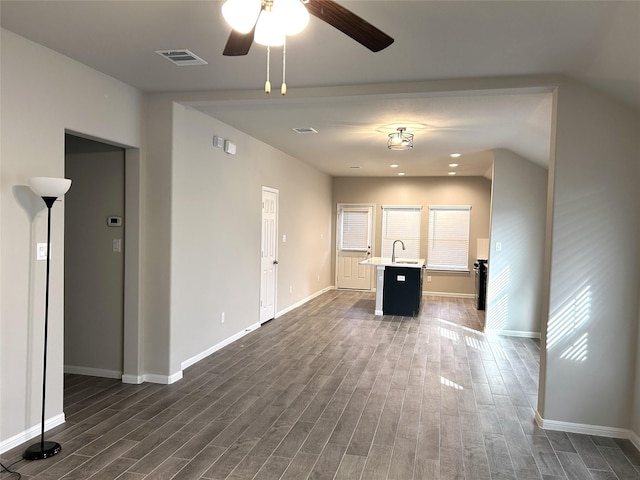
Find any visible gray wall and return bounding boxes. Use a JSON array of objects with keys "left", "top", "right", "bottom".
[
  {"left": 539, "top": 82, "right": 640, "bottom": 429},
  {"left": 167, "top": 105, "right": 333, "bottom": 375},
  {"left": 332, "top": 176, "right": 492, "bottom": 296},
  {"left": 486, "top": 149, "right": 548, "bottom": 335},
  {"left": 1, "top": 29, "right": 143, "bottom": 447},
  {"left": 64, "top": 135, "right": 125, "bottom": 377}
]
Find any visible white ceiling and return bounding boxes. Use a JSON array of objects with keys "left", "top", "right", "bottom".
[{"left": 2, "top": 0, "right": 638, "bottom": 177}]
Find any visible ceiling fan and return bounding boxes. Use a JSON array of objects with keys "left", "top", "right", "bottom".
[{"left": 222, "top": 0, "right": 395, "bottom": 56}]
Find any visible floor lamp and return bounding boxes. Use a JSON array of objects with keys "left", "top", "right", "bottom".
[{"left": 23, "top": 177, "right": 72, "bottom": 461}]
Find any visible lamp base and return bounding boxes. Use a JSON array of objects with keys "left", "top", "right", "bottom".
[{"left": 23, "top": 441, "right": 61, "bottom": 460}]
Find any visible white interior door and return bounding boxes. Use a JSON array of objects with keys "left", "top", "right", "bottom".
[
  {"left": 260, "top": 187, "right": 278, "bottom": 323},
  {"left": 336, "top": 204, "right": 374, "bottom": 290}
]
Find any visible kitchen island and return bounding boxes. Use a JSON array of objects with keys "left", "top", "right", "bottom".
[{"left": 359, "top": 257, "right": 425, "bottom": 316}]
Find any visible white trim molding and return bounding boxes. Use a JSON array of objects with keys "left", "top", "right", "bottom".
[
  {"left": 181, "top": 321, "right": 261, "bottom": 371},
  {"left": 64, "top": 365, "right": 122, "bottom": 379},
  {"left": 0, "top": 413, "right": 65, "bottom": 455},
  {"left": 276, "top": 286, "right": 334, "bottom": 318},
  {"left": 122, "top": 374, "right": 144, "bottom": 384},
  {"left": 535, "top": 411, "right": 633, "bottom": 439},
  {"left": 485, "top": 329, "right": 541, "bottom": 339},
  {"left": 423, "top": 291, "right": 475, "bottom": 299}
]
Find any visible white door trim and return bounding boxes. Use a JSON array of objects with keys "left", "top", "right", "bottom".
[{"left": 260, "top": 186, "right": 279, "bottom": 323}]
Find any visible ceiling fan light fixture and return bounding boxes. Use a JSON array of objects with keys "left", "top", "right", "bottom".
[
  {"left": 255, "top": 8, "right": 286, "bottom": 46},
  {"left": 222, "top": 0, "right": 262, "bottom": 34},
  {"left": 274, "top": 0, "right": 309, "bottom": 36},
  {"left": 387, "top": 127, "right": 414, "bottom": 150}
]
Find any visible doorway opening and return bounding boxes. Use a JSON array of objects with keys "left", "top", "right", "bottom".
[{"left": 64, "top": 134, "right": 125, "bottom": 379}]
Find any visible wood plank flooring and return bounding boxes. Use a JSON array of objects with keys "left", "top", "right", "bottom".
[{"left": 3, "top": 290, "right": 640, "bottom": 479}]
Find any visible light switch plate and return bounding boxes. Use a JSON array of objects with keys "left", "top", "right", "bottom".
[{"left": 37, "top": 243, "right": 48, "bottom": 260}]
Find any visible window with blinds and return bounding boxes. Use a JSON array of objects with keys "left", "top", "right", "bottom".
[
  {"left": 427, "top": 205, "right": 471, "bottom": 271},
  {"left": 381, "top": 206, "right": 422, "bottom": 258},
  {"left": 340, "top": 208, "right": 370, "bottom": 251}
]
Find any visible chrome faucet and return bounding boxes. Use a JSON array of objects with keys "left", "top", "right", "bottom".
[{"left": 392, "top": 240, "right": 406, "bottom": 263}]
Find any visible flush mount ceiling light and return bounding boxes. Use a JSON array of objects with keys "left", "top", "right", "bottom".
[{"left": 387, "top": 127, "right": 414, "bottom": 151}]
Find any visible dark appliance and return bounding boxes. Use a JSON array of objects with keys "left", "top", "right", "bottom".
[
  {"left": 473, "top": 259, "right": 488, "bottom": 310},
  {"left": 383, "top": 266, "right": 423, "bottom": 317}
]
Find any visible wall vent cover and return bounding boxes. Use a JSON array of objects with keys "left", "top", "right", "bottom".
[
  {"left": 292, "top": 127, "right": 318, "bottom": 134},
  {"left": 155, "top": 49, "right": 208, "bottom": 66}
]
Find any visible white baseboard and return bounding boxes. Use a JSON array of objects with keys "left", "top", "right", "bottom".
[
  {"left": 143, "top": 371, "right": 183, "bottom": 385},
  {"left": 423, "top": 291, "right": 475, "bottom": 298},
  {"left": 485, "top": 329, "right": 541, "bottom": 339},
  {"left": 276, "top": 286, "right": 334, "bottom": 317},
  {"left": 122, "top": 374, "right": 144, "bottom": 384},
  {"left": 0, "top": 413, "right": 65, "bottom": 455},
  {"left": 64, "top": 365, "right": 122, "bottom": 379},
  {"left": 630, "top": 431, "right": 640, "bottom": 452},
  {"left": 535, "top": 411, "right": 632, "bottom": 439},
  {"left": 181, "top": 321, "right": 261, "bottom": 372}
]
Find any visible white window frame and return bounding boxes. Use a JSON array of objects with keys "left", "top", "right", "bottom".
[
  {"left": 381, "top": 205, "right": 422, "bottom": 259},
  {"left": 339, "top": 207, "right": 371, "bottom": 252},
  {"left": 427, "top": 205, "right": 471, "bottom": 272}
]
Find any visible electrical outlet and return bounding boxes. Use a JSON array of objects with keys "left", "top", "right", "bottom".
[
  {"left": 427, "top": 276, "right": 432, "bottom": 283},
  {"left": 289, "top": 285, "right": 293, "bottom": 294},
  {"left": 317, "top": 274, "right": 320, "bottom": 283},
  {"left": 221, "top": 312, "right": 225, "bottom": 323}
]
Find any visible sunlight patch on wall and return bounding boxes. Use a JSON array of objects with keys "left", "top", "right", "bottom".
[
  {"left": 486, "top": 266, "right": 510, "bottom": 331},
  {"left": 559, "top": 332, "right": 588, "bottom": 362},
  {"left": 441, "top": 376, "right": 464, "bottom": 390},
  {"left": 547, "top": 284, "right": 592, "bottom": 350}
]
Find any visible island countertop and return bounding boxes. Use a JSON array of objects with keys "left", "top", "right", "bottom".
[{"left": 359, "top": 257, "right": 425, "bottom": 268}]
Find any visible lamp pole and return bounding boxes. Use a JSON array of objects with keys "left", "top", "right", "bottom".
[
  {"left": 23, "top": 197, "right": 61, "bottom": 460},
  {"left": 24, "top": 177, "right": 71, "bottom": 461}
]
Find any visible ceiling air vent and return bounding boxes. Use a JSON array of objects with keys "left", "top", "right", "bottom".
[
  {"left": 155, "top": 49, "right": 208, "bottom": 66},
  {"left": 292, "top": 127, "right": 318, "bottom": 134}
]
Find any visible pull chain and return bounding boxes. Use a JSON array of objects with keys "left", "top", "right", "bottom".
[
  {"left": 281, "top": 38, "right": 287, "bottom": 95},
  {"left": 265, "top": 45, "right": 271, "bottom": 94}
]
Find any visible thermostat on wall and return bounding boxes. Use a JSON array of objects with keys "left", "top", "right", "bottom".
[{"left": 107, "top": 216, "right": 122, "bottom": 227}]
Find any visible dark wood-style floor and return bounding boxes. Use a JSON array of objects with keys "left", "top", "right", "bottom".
[{"left": 3, "top": 290, "right": 640, "bottom": 479}]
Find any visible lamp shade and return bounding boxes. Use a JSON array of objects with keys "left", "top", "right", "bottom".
[
  {"left": 274, "top": 0, "right": 309, "bottom": 36},
  {"left": 255, "top": 9, "right": 286, "bottom": 46},
  {"left": 29, "top": 177, "right": 72, "bottom": 198},
  {"left": 222, "top": 0, "right": 262, "bottom": 34},
  {"left": 387, "top": 128, "right": 414, "bottom": 150}
]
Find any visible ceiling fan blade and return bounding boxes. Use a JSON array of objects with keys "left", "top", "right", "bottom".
[
  {"left": 223, "top": 28, "right": 255, "bottom": 56},
  {"left": 305, "top": 0, "right": 394, "bottom": 52}
]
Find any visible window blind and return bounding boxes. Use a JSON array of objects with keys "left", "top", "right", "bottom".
[
  {"left": 427, "top": 205, "right": 471, "bottom": 271},
  {"left": 381, "top": 206, "right": 422, "bottom": 258},
  {"left": 340, "top": 208, "right": 370, "bottom": 251}
]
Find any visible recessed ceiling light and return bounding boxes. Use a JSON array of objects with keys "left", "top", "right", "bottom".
[
  {"left": 450, "top": 153, "right": 461, "bottom": 158},
  {"left": 398, "top": 172, "right": 406, "bottom": 176},
  {"left": 390, "top": 164, "right": 399, "bottom": 168},
  {"left": 449, "top": 163, "right": 459, "bottom": 167},
  {"left": 448, "top": 172, "right": 457, "bottom": 175}
]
